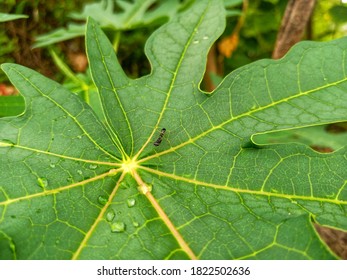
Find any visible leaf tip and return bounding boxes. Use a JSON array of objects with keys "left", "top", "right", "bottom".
[{"left": 1, "top": 63, "right": 19, "bottom": 76}]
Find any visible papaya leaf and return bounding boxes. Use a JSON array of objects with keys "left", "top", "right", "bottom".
[
  {"left": 0, "top": 13, "right": 28, "bottom": 23},
  {"left": 1, "top": 0, "right": 347, "bottom": 260}
]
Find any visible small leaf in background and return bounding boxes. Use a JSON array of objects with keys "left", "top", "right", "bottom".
[
  {"left": 0, "top": 13, "right": 28, "bottom": 22},
  {"left": 329, "top": 5, "right": 347, "bottom": 24},
  {"left": 33, "top": 23, "right": 85, "bottom": 49}
]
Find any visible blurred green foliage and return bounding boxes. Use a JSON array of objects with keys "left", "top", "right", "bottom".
[
  {"left": 223, "top": 0, "right": 347, "bottom": 73},
  {"left": 1, "top": 0, "right": 347, "bottom": 126},
  {"left": 0, "top": 0, "right": 92, "bottom": 82},
  {"left": 1, "top": 0, "right": 347, "bottom": 81}
]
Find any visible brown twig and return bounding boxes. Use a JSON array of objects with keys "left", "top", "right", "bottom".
[{"left": 272, "top": 0, "right": 316, "bottom": 59}]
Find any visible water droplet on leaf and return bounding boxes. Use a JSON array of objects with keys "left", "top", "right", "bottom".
[
  {"left": 66, "top": 177, "right": 73, "bottom": 182},
  {"left": 77, "top": 170, "right": 83, "bottom": 175},
  {"left": 203, "top": 36, "right": 209, "bottom": 40},
  {"left": 193, "top": 40, "right": 199, "bottom": 44},
  {"left": 108, "top": 169, "right": 117, "bottom": 176},
  {"left": 127, "top": 198, "right": 136, "bottom": 208},
  {"left": 89, "top": 164, "right": 98, "bottom": 170},
  {"left": 98, "top": 195, "right": 108, "bottom": 205},
  {"left": 37, "top": 177, "right": 48, "bottom": 189},
  {"left": 106, "top": 209, "right": 115, "bottom": 222},
  {"left": 49, "top": 163, "right": 56, "bottom": 168},
  {"left": 111, "top": 222, "right": 125, "bottom": 233},
  {"left": 133, "top": 221, "right": 139, "bottom": 227}
]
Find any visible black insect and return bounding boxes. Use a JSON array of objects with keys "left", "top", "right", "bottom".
[{"left": 154, "top": 128, "right": 166, "bottom": 146}]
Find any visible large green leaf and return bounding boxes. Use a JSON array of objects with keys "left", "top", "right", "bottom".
[{"left": 1, "top": 0, "right": 347, "bottom": 260}]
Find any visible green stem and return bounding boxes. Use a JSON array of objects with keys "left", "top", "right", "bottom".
[
  {"left": 112, "top": 31, "right": 121, "bottom": 52},
  {"left": 49, "top": 48, "right": 90, "bottom": 103}
]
